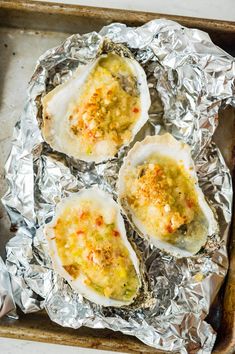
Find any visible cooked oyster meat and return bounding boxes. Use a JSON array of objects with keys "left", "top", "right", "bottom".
[
  {"left": 45, "top": 187, "right": 141, "bottom": 307},
  {"left": 42, "top": 53, "right": 150, "bottom": 162},
  {"left": 118, "top": 133, "right": 217, "bottom": 256}
]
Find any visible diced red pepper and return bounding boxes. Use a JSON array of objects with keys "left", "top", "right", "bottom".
[
  {"left": 132, "top": 107, "right": 139, "bottom": 113},
  {"left": 96, "top": 215, "right": 104, "bottom": 226},
  {"left": 186, "top": 199, "right": 194, "bottom": 208},
  {"left": 79, "top": 211, "right": 88, "bottom": 219},
  {"left": 76, "top": 230, "right": 84, "bottom": 236},
  {"left": 87, "top": 251, "right": 93, "bottom": 262},
  {"left": 166, "top": 225, "right": 173, "bottom": 234},
  {"left": 113, "top": 230, "right": 120, "bottom": 237}
]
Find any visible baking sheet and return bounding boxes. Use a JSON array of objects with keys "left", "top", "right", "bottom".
[{"left": 0, "top": 16, "right": 234, "bottom": 354}]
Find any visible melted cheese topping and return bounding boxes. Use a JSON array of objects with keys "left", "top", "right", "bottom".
[
  {"left": 125, "top": 155, "right": 207, "bottom": 250},
  {"left": 53, "top": 201, "right": 139, "bottom": 302},
  {"left": 68, "top": 53, "right": 141, "bottom": 155}
]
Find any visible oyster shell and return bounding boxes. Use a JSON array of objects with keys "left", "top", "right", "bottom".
[
  {"left": 117, "top": 133, "right": 218, "bottom": 257},
  {"left": 44, "top": 187, "right": 141, "bottom": 307},
  {"left": 42, "top": 53, "right": 150, "bottom": 163}
]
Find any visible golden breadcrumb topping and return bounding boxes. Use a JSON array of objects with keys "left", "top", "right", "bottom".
[
  {"left": 68, "top": 53, "right": 141, "bottom": 155},
  {"left": 52, "top": 201, "right": 139, "bottom": 302},
  {"left": 125, "top": 155, "right": 201, "bottom": 241}
]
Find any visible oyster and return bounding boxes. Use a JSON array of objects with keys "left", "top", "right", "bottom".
[
  {"left": 42, "top": 53, "right": 150, "bottom": 163},
  {"left": 44, "top": 187, "right": 141, "bottom": 307},
  {"left": 117, "top": 133, "right": 217, "bottom": 257}
]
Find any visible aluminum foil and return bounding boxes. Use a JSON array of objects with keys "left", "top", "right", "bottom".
[
  {"left": 2, "top": 19, "right": 235, "bottom": 353},
  {"left": 0, "top": 256, "right": 16, "bottom": 318}
]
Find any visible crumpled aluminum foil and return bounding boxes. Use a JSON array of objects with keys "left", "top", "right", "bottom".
[
  {"left": 0, "top": 257, "right": 16, "bottom": 318},
  {"left": 1, "top": 19, "right": 235, "bottom": 353}
]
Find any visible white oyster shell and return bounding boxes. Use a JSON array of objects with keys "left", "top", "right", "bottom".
[
  {"left": 117, "top": 133, "right": 218, "bottom": 257},
  {"left": 44, "top": 187, "right": 141, "bottom": 307},
  {"left": 42, "top": 53, "right": 150, "bottom": 163}
]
